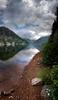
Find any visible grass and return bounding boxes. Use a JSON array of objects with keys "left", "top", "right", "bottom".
[{"left": 37, "top": 67, "right": 51, "bottom": 85}]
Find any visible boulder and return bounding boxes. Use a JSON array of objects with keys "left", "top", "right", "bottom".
[
  {"left": 41, "top": 85, "right": 51, "bottom": 100},
  {"left": 31, "top": 77, "right": 42, "bottom": 86}
]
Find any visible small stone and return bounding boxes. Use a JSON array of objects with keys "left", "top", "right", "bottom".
[
  {"left": 37, "top": 62, "right": 40, "bottom": 65},
  {"left": 9, "top": 96, "right": 14, "bottom": 99}
]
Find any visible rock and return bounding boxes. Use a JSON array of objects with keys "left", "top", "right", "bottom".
[
  {"left": 4, "top": 91, "right": 10, "bottom": 96},
  {"left": 37, "top": 62, "right": 40, "bottom": 65},
  {"left": 41, "top": 85, "right": 51, "bottom": 100},
  {"left": 31, "top": 78, "right": 42, "bottom": 86},
  {"left": 0, "top": 89, "right": 15, "bottom": 96},
  {"left": 9, "top": 96, "right": 14, "bottom": 99}
]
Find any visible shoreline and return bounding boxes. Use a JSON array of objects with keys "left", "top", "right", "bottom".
[{"left": 0, "top": 52, "right": 43, "bottom": 100}]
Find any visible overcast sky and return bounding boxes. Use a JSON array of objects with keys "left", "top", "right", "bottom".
[{"left": 0, "top": 0, "right": 58, "bottom": 40}]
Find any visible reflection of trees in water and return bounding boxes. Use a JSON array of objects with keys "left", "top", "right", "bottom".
[
  {"left": 0, "top": 45, "right": 27, "bottom": 60},
  {"left": 0, "top": 27, "right": 28, "bottom": 60},
  {"left": 0, "top": 35, "right": 28, "bottom": 60}
]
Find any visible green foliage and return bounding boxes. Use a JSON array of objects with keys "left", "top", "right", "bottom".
[
  {"left": 43, "top": 42, "right": 53, "bottom": 65},
  {"left": 50, "top": 65, "right": 58, "bottom": 100},
  {"left": 37, "top": 67, "right": 51, "bottom": 85},
  {"left": 0, "top": 37, "right": 28, "bottom": 60},
  {"left": 43, "top": 8, "right": 58, "bottom": 65},
  {"left": 43, "top": 31, "right": 58, "bottom": 65},
  {"left": 0, "top": 45, "right": 26, "bottom": 60},
  {"left": 42, "top": 8, "right": 58, "bottom": 99},
  {"left": 0, "top": 27, "right": 28, "bottom": 60},
  {"left": 38, "top": 65, "right": 58, "bottom": 100}
]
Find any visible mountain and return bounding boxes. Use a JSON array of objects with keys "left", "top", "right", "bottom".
[
  {"left": 0, "top": 26, "right": 28, "bottom": 60},
  {"left": 33, "top": 36, "right": 49, "bottom": 50},
  {"left": 0, "top": 26, "right": 28, "bottom": 41}
]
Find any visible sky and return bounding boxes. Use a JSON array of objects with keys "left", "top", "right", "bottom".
[{"left": 0, "top": 0, "right": 58, "bottom": 40}]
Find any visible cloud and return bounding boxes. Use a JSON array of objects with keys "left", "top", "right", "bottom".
[
  {"left": 0, "top": 0, "right": 7, "bottom": 9},
  {"left": 0, "top": 0, "right": 58, "bottom": 40},
  {"left": 4, "top": 0, "right": 57, "bottom": 24},
  {"left": 23, "top": 0, "right": 34, "bottom": 7}
]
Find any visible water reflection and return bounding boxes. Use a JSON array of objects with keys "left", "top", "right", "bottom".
[
  {"left": 6, "top": 46, "right": 39, "bottom": 66},
  {"left": 0, "top": 43, "right": 39, "bottom": 69},
  {"left": 0, "top": 36, "right": 49, "bottom": 65},
  {"left": 0, "top": 37, "right": 28, "bottom": 60}
]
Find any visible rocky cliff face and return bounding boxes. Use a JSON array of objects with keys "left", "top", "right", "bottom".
[{"left": 49, "top": 7, "right": 58, "bottom": 42}]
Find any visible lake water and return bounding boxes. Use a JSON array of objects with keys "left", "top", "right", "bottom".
[
  {"left": 6, "top": 46, "right": 39, "bottom": 65},
  {"left": 0, "top": 35, "right": 49, "bottom": 67},
  {"left": 0, "top": 37, "right": 48, "bottom": 67},
  {"left": 0, "top": 45, "right": 39, "bottom": 69}
]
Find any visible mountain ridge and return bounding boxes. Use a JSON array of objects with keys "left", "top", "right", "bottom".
[
  {"left": 0, "top": 26, "right": 28, "bottom": 60},
  {"left": 33, "top": 36, "right": 49, "bottom": 50}
]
